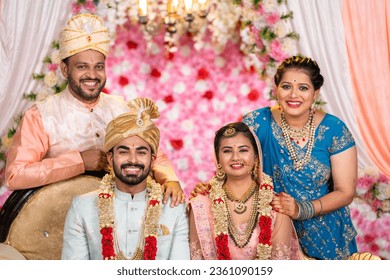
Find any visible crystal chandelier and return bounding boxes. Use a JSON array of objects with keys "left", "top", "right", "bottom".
[{"left": 137, "top": 0, "right": 209, "bottom": 53}]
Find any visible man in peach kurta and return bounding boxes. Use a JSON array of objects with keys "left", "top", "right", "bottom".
[{"left": 5, "top": 14, "right": 183, "bottom": 205}]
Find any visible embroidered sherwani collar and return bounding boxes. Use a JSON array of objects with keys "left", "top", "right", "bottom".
[{"left": 114, "top": 187, "right": 147, "bottom": 202}]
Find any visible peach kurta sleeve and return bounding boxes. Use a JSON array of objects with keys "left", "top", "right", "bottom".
[
  {"left": 153, "top": 149, "right": 179, "bottom": 184},
  {"left": 5, "top": 106, "right": 84, "bottom": 190}
]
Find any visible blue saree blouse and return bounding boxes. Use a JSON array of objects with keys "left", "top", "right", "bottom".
[{"left": 243, "top": 107, "right": 357, "bottom": 260}]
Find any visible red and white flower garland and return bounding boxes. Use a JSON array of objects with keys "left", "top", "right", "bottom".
[
  {"left": 98, "top": 174, "right": 163, "bottom": 260},
  {"left": 209, "top": 174, "right": 274, "bottom": 260}
]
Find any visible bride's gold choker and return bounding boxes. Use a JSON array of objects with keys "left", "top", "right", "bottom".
[{"left": 223, "top": 180, "right": 257, "bottom": 214}]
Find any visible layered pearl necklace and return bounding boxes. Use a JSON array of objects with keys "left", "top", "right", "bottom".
[{"left": 280, "top": 110, "right": 315, "bottom": 171}]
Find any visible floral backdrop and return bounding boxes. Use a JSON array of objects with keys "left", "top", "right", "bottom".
[
  {"left": 0, "top": 0, "right": 298, "bottom": 200},
  {"left": 107, "top": 26, "right": 271, "bottom": 191},
  {"left": 0, "top": 0, "right": 389, "bottom": 259},
  {"left": 352, "top": 167, "right": 390, "bottom": 259}
]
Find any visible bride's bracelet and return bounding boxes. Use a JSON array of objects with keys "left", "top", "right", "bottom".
[{"left": 296, "top": 200, "right": 315, "bottom": 220}]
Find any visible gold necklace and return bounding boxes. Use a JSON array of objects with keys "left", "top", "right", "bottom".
[
  {"left": 209, "top": 174, "right": 274, "bottom": 260},
  {"left": 287, "top": 119, "right": 311, "bottom": 144},
  {"left": 224, "top": 189, "right": 260, "bottom": 248},
  {"left": 280, "top": 110, "right": 315, "bottom": 171},
  {"left": 223, "top": 180, "right": 256, "bottom": 214}
]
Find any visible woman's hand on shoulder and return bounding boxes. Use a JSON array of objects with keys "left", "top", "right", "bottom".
[
  {"left": 163, "top": 181, "right": 186, "bottom": 207},
  {"left": 190, "top": 182, "right": 210, "bottom": 199}
]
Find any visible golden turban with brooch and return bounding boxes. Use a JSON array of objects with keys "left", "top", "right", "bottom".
[
  {"left": 59, "top": 13, "right": 110, "bottom": 60},
  {"left": 104, "top": 97, "right": 160, "bottom": 155}
]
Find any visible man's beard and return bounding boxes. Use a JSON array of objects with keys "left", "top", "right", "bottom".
[
  {"left": 67, "top": 75, "right": 105, "bottom": 102},
  {"left": 113, "top": 162, "right": 151, "bottom": 186}
]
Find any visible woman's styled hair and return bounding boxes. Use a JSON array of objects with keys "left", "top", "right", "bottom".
[{"left": 274, "top": 55, "right": 324, "bottom": 90}]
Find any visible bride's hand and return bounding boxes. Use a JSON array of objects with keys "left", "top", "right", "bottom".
[{"left": 271, "top": 192, "right": 299, "bottom": 219}]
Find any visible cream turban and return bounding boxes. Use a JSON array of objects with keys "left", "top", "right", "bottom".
[
  {"left": 104, "top": 98, "right": 160, "bottom": 154},
  {"left": 59, "top": 14, "right": 110, "bottom": 60}
]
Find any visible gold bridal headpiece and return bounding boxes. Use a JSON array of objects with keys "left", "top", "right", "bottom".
[{"left": 223, "top": 127, "right": 237, "bottom": 137}]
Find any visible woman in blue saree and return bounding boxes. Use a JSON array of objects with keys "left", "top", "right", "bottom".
[{"left": 243, "top": 56, "right": 358, "bottom": 259}]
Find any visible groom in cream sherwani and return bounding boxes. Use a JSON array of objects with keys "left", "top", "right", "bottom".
[{"left": 61, "top": 97, "right": 190, "bottom": 260}]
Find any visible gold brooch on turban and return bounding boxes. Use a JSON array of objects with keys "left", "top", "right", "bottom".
[
  {"left": 104, "top": 97, "right": 160, "bottom": 155},
  {"left": 59, "top": 13, "right": 110, "bottom": 60}
]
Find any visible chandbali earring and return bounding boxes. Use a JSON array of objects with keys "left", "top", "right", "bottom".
[
  {"left": 311, "top": 102, "right": 317, "bottom": 114},
  {"left": 216, "top": 163, "right": 226, "bottom": 180},
  {"left": 251, "top": 159, "right": 259, "bottom": 181}
]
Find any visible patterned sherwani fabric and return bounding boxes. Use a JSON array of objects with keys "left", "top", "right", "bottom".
[{"left": 61, "top": 188, "right": 190, "bottom": 260}]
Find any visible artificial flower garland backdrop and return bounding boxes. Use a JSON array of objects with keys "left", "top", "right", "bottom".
[
  {"left": 0, "top": 0, "right": 389, "bottom": 259},
  {"left": 0, "top": 0, "right": 299, "bottom": 198}
]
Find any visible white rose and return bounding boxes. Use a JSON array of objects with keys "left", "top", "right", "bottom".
[
  {"left": 375, "top": 183, "right": 390, "bottom": 200},
  {"left": 139, "top": 63, "right": 151, "bottom": 75},
  {"left": 150, "top": 42, "right": 161, "bottom": 55},
  {"left": 253, "top": 17, "right": 267, "bottom": 30},
  {"left": 44, "top": 71, "right": 58, "bottom": 88},
  {"left": 364, "top": 166, "right": 380, "bottom": 177},
  {"left": 274, "top": 21, "right": 288, "bottom": 38},
  {"left": 194, "top": 80, "right": 208, "bottom": 92},
  {"left": 281, "top": 37, "right": 298, "bottom": 55},
  {"left": 194, "top": 40, "right": 205, "bottom": 51},
  {"left": 263, "top": 0, "right": 278, "bottom": 11},
  {"left": 173, "top": 82, "right": 186, "bottom": 95},
  {"left": 1, "top": 135, "right": 13, "bottom": 150},
  {"left": 50, "top": 50, "right": 61, "bottom": 65},
  {"left": 240, "top": 28, "right": 254, "bottom": 45},
  {"left": 240, "top": 83, "right": 250, "bottom": 95},
  {"left": 181, "top": 120, "right": 194, "bottom": 132},
  {"left": 197, "top": 170, "right": 208, "bottom": 182},
  {"left": 214, "top": 56, "right": 226, "bottom": 68},
  {"left": 211, "top": 98, "right": 225, "bottom": 112},
  {"left": 167, "top": 105, "right": 180, "bottom": 121},
  {"left": 180, "top": 45, "right": 191, "bottom": 57},
  {"left": 176, "top": 158, "right": 189, "bottom": 171},
  {"left": 36, "top": 87, "right": 52, "bottom": 102},
  {"left": 381, "top": 200, "right": 390, "bottom": 212}
]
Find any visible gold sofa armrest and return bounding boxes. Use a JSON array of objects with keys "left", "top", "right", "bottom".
[
  {"left": 0, "top": 243, "right": 26, "bottom": 260},
  {"left": 3, "top": 175, "right": 101, "bottom": 260},
  {"left": 348, "top": 252, "right": 381, "bottom": 260}
]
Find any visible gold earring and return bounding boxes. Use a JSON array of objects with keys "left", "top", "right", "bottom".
[
  {"left": 252, "top": 160, "right": 259, "bottom": 181},
  {"left": 216, "top": 163, "right": 225, "bottom": 180},
  {"left": 311, "top": 101, "right": 317, "bottom": 112}
]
